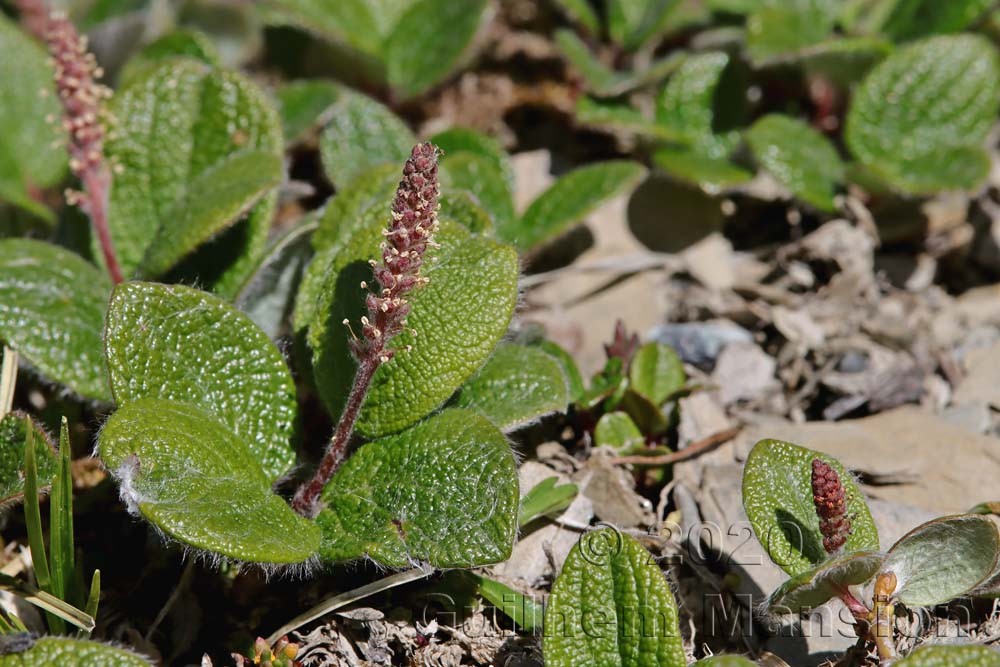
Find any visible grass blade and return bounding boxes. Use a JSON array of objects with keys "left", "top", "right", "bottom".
[{"left": 49, "top": 418, "right": 76, "bottom": 608}]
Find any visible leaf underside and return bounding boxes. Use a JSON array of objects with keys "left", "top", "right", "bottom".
[{"left": 99, "top": 398, "right": 320, "bottom": 565}]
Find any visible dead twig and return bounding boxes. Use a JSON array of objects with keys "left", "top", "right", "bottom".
[{"left": 610, "top": 426, "right": 742, "bottom": 466}]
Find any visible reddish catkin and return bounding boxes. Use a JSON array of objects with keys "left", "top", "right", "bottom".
[
  {"left": 811, "top": 458, "right": 853, "bottom": 553},
  {"left": 18, "top": 2, "right": 123, "bottom": 283},
  {"left": 291, "top": 144, "right": 440, "bottom": 517},
  {"left": 354, "top": 142, "right": 441, "bottom": 365}
]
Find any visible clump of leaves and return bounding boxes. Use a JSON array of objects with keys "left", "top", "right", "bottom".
[
  {"left": 262, "top": 0, "right": 491, "bottom": 100},
  {"left": 574, "top": 1, "right": 1000, "bottom": 210},
  {"left": 743, "top": 438, "right": 1000, "bottom": 663}
]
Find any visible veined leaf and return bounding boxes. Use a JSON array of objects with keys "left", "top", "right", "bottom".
[
  {"left": 845, "top": 34, "right": 1000, "bottom": 195},
  {"left": 535, "top": 340, "right": 585, "bottom": 403},
  {"left": 441, "top": 152, "right": 516, "bottom": 230},
  {"left": 105, "top": 282, "right": 297, "bottom": 481},
  {"left": 262, "top": 0, "right": 384, "bottom": 54},
  {"left": 0, "top": 413, "right": 58, "bottom": 506},
  {"left": 317, "top": 409, "right": 518, "bottom": 567},
  {"left": 310, "top": 218, "right": 518, "bottom": 437},
  {"left": 318, "top": 93, "right": 414, "bottom": 188},
  {"left": 657, "top": 52, "right": 742, "bottom": 159},
  {"left": 878, "top": 0, "right": 994, "bottom": 42},
  {"left": 746, "top": 114, "right": 844, "bottom": 212},
  {"left": 430, "top": 127, "right": 514, "bottom": 191},
  {"left": 276, "top": 80, "right": 341, "bottom": 143},
  {"left": 653, "top": 148, "right": 752, "bottom": 192},
  {"left": 742, "top": 439, "right": 879, "bottom": 576},
  {"left": 895, "top": 644, "right": 1000, "bottom": 667},
  {"left": 0, "top": 636, "right": 152, "bottom": 666},
  {"left": 746, "top": 0, "right": 837, "bottom": 65},
  {"left": 106, "top": 59, "right": 283, "bottom": 295},
  {"left": 0, "top": 14, "right": 66, "bottom": 197},
  {"left": 544, "top": 528, "right": 687, "bottom": 667},
  {"left": 455, "top": 344, "right": 569, "bottom": 431},
  {"left": 0, "top": 240, "right": 111, "bottom": 401},
  {"left": 500, "top": 162, "right": 647, "bottom": 251},
  {"left": 138, "top": 150, "right": 283, "bottom": 278},
  {"left": 99, "top": 398, "right": 320, "bottom": 565},
  {"left": 594, "top": 412, "right": 644, "bottom": 450},
  {"left": 629, "top": 342, "right": 685, "bottom": 405},
  {"left": 119, "top": 29, "right": 221, "bottom": 85},
  {"left": 384, "top": 0, "right": 489, "bottom": 99}
]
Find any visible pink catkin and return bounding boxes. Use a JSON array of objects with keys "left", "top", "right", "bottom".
[
  {"left": 18, "top": 2, "right": 122, "bottom": 283},
  {"left": 291, "top": 144, "right": 440, "bottom": 517},
  {"left": 354, "top": 142, "right": 441, "bottom": 364},
  {"left": 811, "top": 458, "right": 853, "bottom": 553}
]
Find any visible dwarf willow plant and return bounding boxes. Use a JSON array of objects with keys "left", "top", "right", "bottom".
[
  {"left": 0, "top": 0, "right": 594, "bottom": 588},
  {"left": 743, "top": 439, "right": 1000, "bottom": 663},
  {"left": 574, "top": 0, "right": 1000, "bottom": 210}
]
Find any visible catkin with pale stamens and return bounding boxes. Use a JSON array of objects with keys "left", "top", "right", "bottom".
[
  {"left": 291, "top": 144, "right": 441, "bottom": 517},
  {"left": 352, "top": 142, "right": 441, "bottom": 365},
  {"left": 17, "top": 2, "right": 123, "bottom": 283}
]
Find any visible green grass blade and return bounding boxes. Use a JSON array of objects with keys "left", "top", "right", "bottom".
[
  {"left": 23, "top": 421, "right": 50, "bottom": 591},
  {"left": 84, "top": 569, "right": 100, "bottom": 630},
  {"left": 49, "top": 418, "right": 76, "bottom": 608}
]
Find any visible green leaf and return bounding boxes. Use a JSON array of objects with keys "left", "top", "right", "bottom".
[
  {"left": 312, "top": 164, "right": 401, "bottom": 254},
  {"left": 105, "top": 282, "right": 297, "bottom": 481},
  {"left": 454, "top": 344, "right": 569, "bottom": 431},
  {"left": 608, "top": 0, "right": 677, "bottom": 50},
  {"left": 543, "top": 528, "right": 687, "bottom": 667},
  {"left": 576, "top": 97, "right": 677, "bottom": 140},
  {"left": 895, "top": 644, "right": 1000, "bottom": 667},
  {"left": 653, "top": 148, "right": 752, "bottom": 192},
  {"left": 742, "top": 439, "right": 879, "bottom": 576},
  {"left": 465, "top": 573, "right": 546, "bottom": 631},
  {"left": 556, "top": 31, "right": 686, "bottom": 96},
  {"left": 500, "top": 161, "right": 647, "bottom": 251},
  {"left": 99, "top": 398, "right": 320, "bottom": 564},
  {"left": 276, "top": 80, "right": 341, "bottom": 143},
  {"left": 138, "top": 150, "right": 283, "bottom": 278},
  {"left": 235, "top": 218, "right": 317, "bottom": 340},
  {"left": 441, "top": 152, "right": 516, "bottom": 229},
  {"left": 0, "top": 14, "right": 66, "bottom": 197},
  {"left": 119, "top": 29, "right": 221, "bottom": 86},
  {"left": 0, "top": 413, "right": 58, "bottom": 505},
  {"left": 0, "top": 239, "right": 111, "bottom": 401},
  {"left": 798, "top": 37, "right": 891, "bottom": 86},
  {"left": 768, "top": 551, "right": 884, "bottom": 612},
  {"left": 657, "top": 52, "right": 742, "bottom": 159},
  {"left": 430, "top": 127, "right": 514, "bottom": 191},
  {"left": 845, "top": 34, "right": 1000, "bottom": 195},
  {"left": 439, "top": 189, "right": 494, "bottom": 234},
  {"left": 629, "top": 343, "right": 685, "bottom": 405},
  {"left": 536, "top": 340, "right": 585, "bottom": 403},
  {"left": 519, "top": 477, "right": 578, "bottom": 527},
  {"left": 311, "top": 227, "right": 518, "bottom": 437},
  {"left": 318, "top": 93, "right": 414, "bottom": 188},
  {"left": 550, "top": 0, "right": 601, "bottom": 33},
  {"left": 746, "top": 114, "right": 844, "bottom": 212},
  {"left": 385, "top": 0, "right": 489, "bottom": 98},
  {"left": 106, "top": 59, "right": 283, "bottom": 294},
  {"left": 0, "top": 636, "right": 151, "bottom": 666},
  {"left": 879, "top": 0, "right": 994, "bottom": 42},
  {"left": 746, "top": 0, "right": 837, "bottom": 65},
  {"left": 317, "top": 408, "right": 518, "bottom": 567},
  {"left": 885, "top": 515, "right": 999, "bottom": 606},
  {"left": 262, "top": 0, "right": 384, "bottom": 54},
  {"left": 594, "top": 412, "right": 644, "bottom": 450}
]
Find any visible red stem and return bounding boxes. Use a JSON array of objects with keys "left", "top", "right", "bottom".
[
  {"left": 291, "top": 357, "right": 379, "bottom": 518},
  {"left": 81, "top": 166, "right": 122, "bottom": 284}
]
